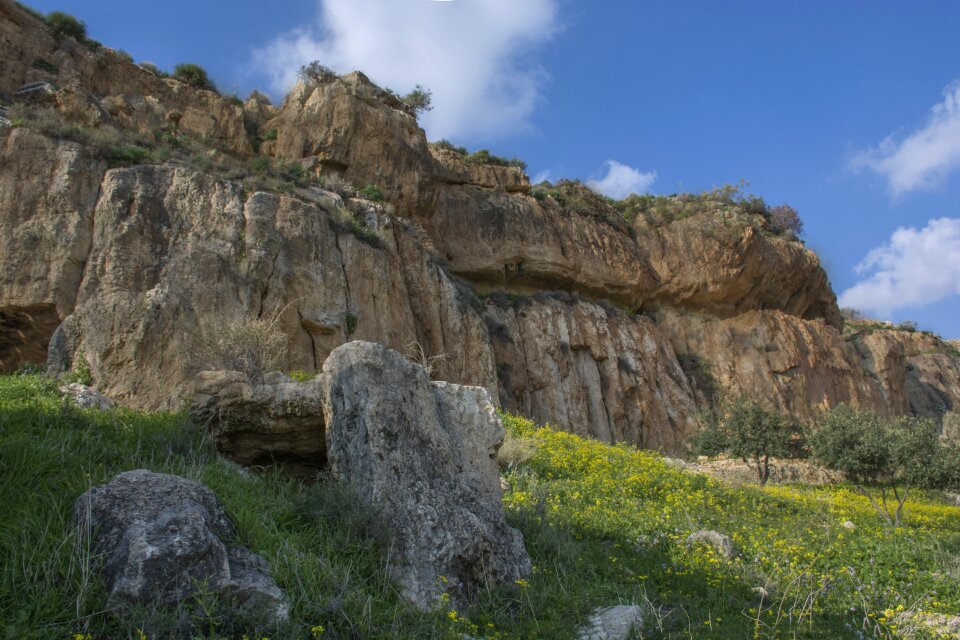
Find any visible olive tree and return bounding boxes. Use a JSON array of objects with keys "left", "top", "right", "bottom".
[
  {"left": 809, "top": 405, "right": 960, "bottom": 527},
  {"left": 691, "top": 398, "right": 802, "bottom": 485}
]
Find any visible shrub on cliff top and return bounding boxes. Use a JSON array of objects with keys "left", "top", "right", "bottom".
[
  {"left": 402, "top": 84, "right": 432, "bottom": 116},
  {"left": 173, "top": 63, "right": 217, "bottom": 92},
  {"left": 45, "top": 11, "right": 86, "bottom": 41},
  {"left": 299, "top": 60, "right": 337, "bottom": 85}
]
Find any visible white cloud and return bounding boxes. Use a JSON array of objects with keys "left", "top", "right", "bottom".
[
  {"left": 837, "top": 217, "right": 960, "bottom": 317},
  {"left": 850, "top": 83, "right": 960, "bottom": 198},
  {"left": 252, "top": 0, "right": 558, "bottom": 140},
  {"left": 586, "top": 160, "right": 656, "bottom": 199}
]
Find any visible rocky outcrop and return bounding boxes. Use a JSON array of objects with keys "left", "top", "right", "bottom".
[
  {"left": 268, "top": 75, "right": 435, "bottom": 214},
  {"left": 73, "top": 470, "right": 288, "bottom": 627},
  {"left": 21, "top": 158, "right": 496, "bottom": 407},
  {"left": 320, "top": 341, "right": 531, "bottom": 609},
  {"left": 427, "top": 188, "right": 658, "bottom": 308},
  {"left": 0, "top": 128, "right": 102, "bottom": 371},
  {"left": 635, "top": 203, "right": 841, "bottom": 327},
  {"left": 658, "top": 309, "right": 891, "bottom": 421},
  {"left": 190, "top": 371, "right": 326, "bottom": 474},
  {"left": 848, "top": 323, "right": 960, "bottom": 421},
  {"left": 3, "top": 2, "right": 959, "bottom": 456}
]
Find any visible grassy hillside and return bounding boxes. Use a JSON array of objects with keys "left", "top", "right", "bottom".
[{"left": 1, "top": 374, "right": 959, "bottom": 639}]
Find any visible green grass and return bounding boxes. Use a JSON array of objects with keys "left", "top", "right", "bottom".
[{"left": 2, "top": 376, "right": 959, "bottom": 638}]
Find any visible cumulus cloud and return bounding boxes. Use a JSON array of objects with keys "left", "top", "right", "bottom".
[
  {"left": 850, "top": 83, "right": 960, "bottom": 198},
  {"left": 837, "top": 217, "right": 960, "bottom": 317},
  {"left": 587, "top": 161, "right": 657, "bottom": 199},
  {"left": 252, "top": 0, "right": 558, "bottom": 140}
]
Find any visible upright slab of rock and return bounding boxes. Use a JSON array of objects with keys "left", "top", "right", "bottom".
[
  {"left": 72, "top": 470, "right": 288, "bottom": 627},
  {"left": 319, "top": 341, "right": 531, "bottom": 609}
]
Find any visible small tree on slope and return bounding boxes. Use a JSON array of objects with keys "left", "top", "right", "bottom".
[
  {"left": 809, "top": 405, "right": 960, "bottom": 527},
  {"left": 691, "top": 398, "right": 802, "bottom": 485}
]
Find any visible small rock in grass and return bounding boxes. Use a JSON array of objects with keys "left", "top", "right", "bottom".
[
  {"left": 687, "top": 529, "right": 738, "bottom": 559},
  {"left": 577, "top": 604, "right": 644, "bottom": 640},
  {"left": 60, "top": 382, "right": 114, "bottom": 409}
]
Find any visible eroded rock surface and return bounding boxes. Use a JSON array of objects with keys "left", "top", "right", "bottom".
[
  {"left": 658, "top": 309, "right": 891, "bottom": 422},
  {"left": 73, "top": 470, "right": 288, "bottom": 626},
  {"left": 320, "top": 341, "right": 531, "bottom": 609},
  {"left": 190, "top": 371, "right": 326, "bottom": 474}
]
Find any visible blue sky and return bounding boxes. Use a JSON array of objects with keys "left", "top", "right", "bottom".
[{"left": 27, "top": 1, "right": 960, "bottom": 337}]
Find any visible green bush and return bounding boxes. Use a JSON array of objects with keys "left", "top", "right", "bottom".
[
  {"left": 809, "top": 406, "right": 960, "bottom": 527},
  {"left": 432, "top": 139, "right": 467, "bottom": 156},
  {"left": 30, "top": 57, "right": 58, "bottom": 75},
  {"left": 402, "top": 84, "right": 432, "bottom": 116},
  {"left": 359, "top": 184, "right": 384, "bottom": 202},
  {"left": 113, "top": 49, "right": 133, "bottom": 64},
  {"left": 465, "top": 149, "right": 527, "bottom": 171},
  {"left": 298, "top": 60, "right": 336, "bottom": 85},
  {"left": 173, "top": 63, "right": 217, "bottom": 92},
  {"left": 139, "top": 62, "right": 168, "bottom": 78},
  {"left": 106, "top": 144, "right": 151, "bottom": 167},
  {"left": 45, "top": 11, "right": 86, "bottom": 41}
]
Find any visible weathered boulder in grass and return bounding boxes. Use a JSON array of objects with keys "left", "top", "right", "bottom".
[
  {"left": 319, "top": 340, "right": 531, "bottom": 609},
  {"left": 72, "top": 470, "right": 288, "bottom": 627},
  {"left": 687, "top": 529, "right": 738, "bottom": 559},
  {"left": 59, "top": 382, "right": 113, "bottom": 409},
  {"left": 190, "top": 370, "right": 326, "bottom": 475}
]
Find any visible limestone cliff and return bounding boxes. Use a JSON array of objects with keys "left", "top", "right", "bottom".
[{"left": 1, "top": 0, "right": 957, "bottom": 454}]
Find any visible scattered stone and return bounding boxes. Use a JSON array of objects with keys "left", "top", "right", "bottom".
[
  {"left": 577, "top": 604, "right": 644, "bottom": 640},
  {"left": 320, "top": 340, "right": 531, "bottom": 610},
  {"left": 687, "top": 530, "right": 738, "bottom": 559},
  {"left": 190, "top": 370, "right": 326, "bottom": 475},
  {"left": 500, "top": 476, "right": 510, "bottom": 492},
  {"left": 73, "top": 470, "right": 288, "bottom": 627},
  {"left": 59, "top": 382, "right": 114, "bottom": 410},
  {"left": 842, "top": 520, "right": 856, "bottom": 530}
]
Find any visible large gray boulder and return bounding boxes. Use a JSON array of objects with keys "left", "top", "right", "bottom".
[
  {"left": 319, "top": 340, "right": 531, "bottom": 609},
  {"left": 190, "top": 371, "right": 326, "bottom": 475},
  {"left": 73, "top": 470, "right": 288, "bottom": 626}
]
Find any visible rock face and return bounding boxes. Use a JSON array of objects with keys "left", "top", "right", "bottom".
[
  {"left": 319, "top": 341, "right": 531, "bottom": 609},
  {"left": 658, "top": 309, "right": 891, "bottom": 423},
  {"left": 3, "top": 1, "right": 960, "bottom": 454},
  {"left": 0, "top": 2, "right": 253, "bottom": 153},
  {"left": 73, "top": 470, "right": 288, "bottom": 626},
  {"left": 485, "top": 294, "right": 699, "bottom": 451},
  {"left": 635, "top": 202, "right": 841, "bottom": 326},
  {"left": 190, "top": 371, "right": 326, "bottom": 474},
  {"left": 848, "top": 323, "right": 960, "bottom": 422}
]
